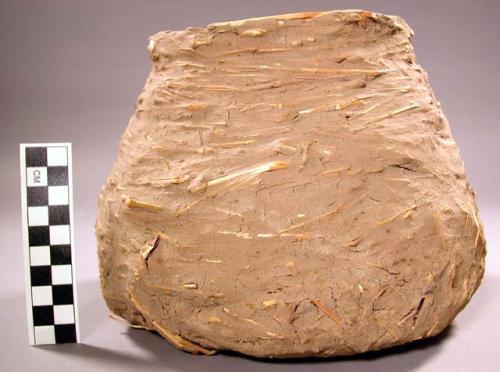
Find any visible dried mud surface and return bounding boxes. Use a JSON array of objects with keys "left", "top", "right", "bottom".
[{"left": 96, "top": 10, "right": 486, "bottom": 358}]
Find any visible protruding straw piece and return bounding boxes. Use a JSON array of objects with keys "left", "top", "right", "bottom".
[
  {"left": 122, "top": 195, "right": 163, "bottom": 212},
  {"left": 311, "top": 298, "right": 341, "bottom": 325},
  {"left": 194, "top": 160, "right": 289, "bottom": 192}
]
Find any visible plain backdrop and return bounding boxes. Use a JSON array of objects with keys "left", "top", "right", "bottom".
[{"left": 1, "top": 1, "right": 499, "bottom": 371}]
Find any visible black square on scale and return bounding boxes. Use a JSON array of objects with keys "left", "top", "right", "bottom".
[
  {"left": 27, "top": 187, "right": 48, "bottom": 206},
  {"left": 50, "top": 245, "right": 72, "bottom": 265},
  {"left": 29, "top": 226, "right": 50, "bottom": 246},
  {"left": 48, "top": 166, "right": 68, "bottom": 186},
  {"left": 49, "top": 205, "right": 70, "bottom": 225},
  {"left": 26, "top": 147, "right": 47, "bottom": 167},
  {"left": 54, "top": 324, "right": 77, "bottom": 343},
  {"left": 30, "top": 266, "right": 52, "bottom": 286},
  {"left": 33, "top": 305, "right": 54, "bottom": 326},
  {"left": 52, "top": 285, "right": 74, "bottom": 305}
]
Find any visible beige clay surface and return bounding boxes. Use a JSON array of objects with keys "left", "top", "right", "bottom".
[{"left": 96, "top": 10, "right": 486, "bottom": 358}]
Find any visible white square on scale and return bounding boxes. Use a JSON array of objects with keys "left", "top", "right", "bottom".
[
  {"left": 47, "top": 147, "right": 68, "bottom": 166},
  {"left": 34, "top": 325, "right": 55, "bottom": 345},
  {"left": 48, "top": 186, "right": 69, "bottom": 205},
  {"left": 54, "top": 304, "right": 75, "bottom": 324},
  {"left": 32, "top": 286, "right": 53, "bottom": 306},
  {"left": 30, "top": 246, "right": 51, "bottom": 266},
  {"left": 26, "top": 167, "right": 47, "bottom": 187},
  {"left": 49, "top": 225, "right": 70, "bottom": 245},
  {"left": 51, "top": 265, "right": 73, "bottom": 285},
  {"left": 28, "top": 206, "right": 49, "bottom": 226}
]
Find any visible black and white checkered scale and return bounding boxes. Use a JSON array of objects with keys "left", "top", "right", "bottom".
[{"left": 23, "top": 145, "right": 78, "bottom": 345}]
